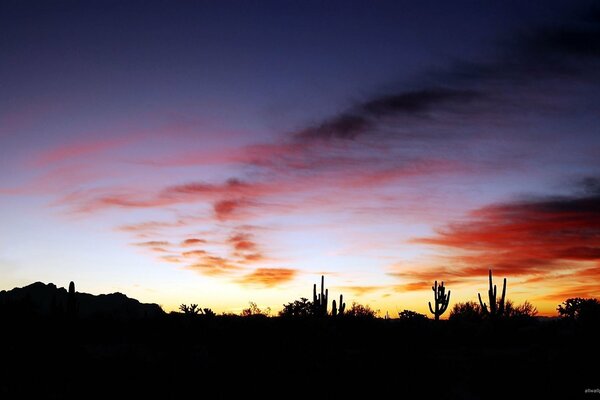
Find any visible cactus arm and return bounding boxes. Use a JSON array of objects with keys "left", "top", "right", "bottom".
[
  {"left": 478, "top": 292, "right": 489, "bottom": 315},
  {"left": 498, "top": 277, "right": 507, "bottom": 315}
]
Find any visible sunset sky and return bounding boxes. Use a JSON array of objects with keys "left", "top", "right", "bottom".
[{"left": 1, "top": 1, "right": 599, "bottom": 316}]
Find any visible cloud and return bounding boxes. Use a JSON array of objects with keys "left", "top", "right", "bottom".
[
  {"left": 187, "top": 256, "right": 241, "bottom": 277},
  {"left": 237, "top": 268, "right": 297, "bottom": 287},
  {"left": 292, "top": 11, "right": 600, "bottom": 143},
  {"left": 32, "top": 136, "right": 135, "bottom": 167},
  {"left": 57, "top": 177, "right": 284, "bottom": 215},
  {"left": 214, "top": 199, "right": 245, "bottom": 221},
  {"left": 295, "top": 88, "right": 482, "bottom": 141},
  {"left": 537, "top": 284, "right": 600, "bottom": 303},
  {"left": 337, "top": 285, "right": 382, "bottom": 296},
  {"left": 160, "top": 255, "right": 183, "bottom": 264},
  {"left": 228, "top": 233, "right": 256, "bottom": 251},
  {"left": 407, "top": 180, "right": 600, "bottom": 282},
  {"left": 181, "top": 238, "right": 207, "bottom": 246},
  {"left": 392, "top": 281, "right": 432, "bottom": 292},
  {"left": 133, "top": 241, "right": 171, "bottom": 247},
  {"left": 181, "top": 250, "right": 207, "bottom": 258}
]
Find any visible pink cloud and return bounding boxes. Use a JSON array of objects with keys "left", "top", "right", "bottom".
[{"left": 32, "top": 136, "right": 136, "bottom": 167}]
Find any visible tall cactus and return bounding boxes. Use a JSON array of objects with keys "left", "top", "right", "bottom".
[
  {"left": 332, "top": 294, "right": 346, "bottom": 317},
  {"left": 66, "top": 281, "right": 78, "bottom": 319},
  {"left": 312, "top": 275, "right": 328, "bottom": 317},
  {"left": 478, "top": 270, "right": 507, "bottom": 318},
  {"left": 428, "top": 280, "right": 450, "bottom": 320}
]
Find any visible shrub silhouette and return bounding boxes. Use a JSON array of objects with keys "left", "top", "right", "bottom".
[
  {"left": 449, "top": 301, "right": 482, "bottom": 322},
  {"left": 241, "top": 301, "right": 271, "bottom": 317},
  {"left": 505, "top": 300, "right": 537, "bottom": 320},
  {"left": 398, "top": 309, "right": 427, "bottom": 321},
  {"left": 279, "top": 297, "right": 313, "bottom": 317},
  {"left": 478, "top": 270, "right": 507, "bottom": 318},
  {"left": 428, "top": 280, "right": 450, "bottom": 321},
  {"left": 345, "top": 302, "right": 378, "bottom": 319}
]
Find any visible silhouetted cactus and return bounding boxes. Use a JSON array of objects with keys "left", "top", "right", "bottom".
[
  {"left": 428, "top": 280, "right": 450, "bottom": 320},
  {"left": 478, "top": 270, "right": 507, "bottom": 318},
  {"left": 332, "top": 294, "right": 346, "bottom": 317},
  {"left": 179, "top": 304, "right": 201, "bottom": 315},
  {"left": 312, "top": 275, "right": 329, "bottom": 317},
  {"left": 202, "top": 308, "right": 216, "bottom": 317},
  {"left": 66, "top": 281, "right": 78, "bottom": 319}
]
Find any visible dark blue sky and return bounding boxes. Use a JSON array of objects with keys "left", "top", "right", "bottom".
[{"left": 2, "top": 0, "right": 586, "bottom": 136}]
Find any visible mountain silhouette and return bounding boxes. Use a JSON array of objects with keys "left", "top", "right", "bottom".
[{"left": 0, "top": 281, "right": 163, "bottom": 319}]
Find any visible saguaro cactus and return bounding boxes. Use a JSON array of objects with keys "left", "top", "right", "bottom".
[
  {"left": 332, "top": 294, "right": 346, "bottom": 317},
  {"left": 313, "top": 275, "right": 329, "bottom": 317},
  {"left": 66, "top": 281, "right": 78, "bottom": 319},
  {"left": 478, "top": 270, "right": 507, "bottom": 318},
  {"left": 428, "top": 280, "right": 450, "bottom": 320}
]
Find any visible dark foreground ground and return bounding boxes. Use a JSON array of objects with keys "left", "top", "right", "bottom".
[{"left": 1, "top": 313, "right": 598, "bottom": 399}]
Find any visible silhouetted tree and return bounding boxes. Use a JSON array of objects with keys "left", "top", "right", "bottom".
[
  {"left": 449, "top": 301, "right": 482, "bottom": 322},
  {"left": 428, "top": 280, "right": 450, "bottom": 321},
  {"left": 478, "top": 270, "right": 507, "bottom": 318},
  {"left": 398, "top": 309, "right": 428, "bottom": 321},
  {"left": 241, "top": 302, "right": 271, "bottom": 317},
  {"left": 345, "top": 302, "right": 378, "bottom": 319},
  {"left": 557, "top": 298, "right": 600, "bottom": 323},
  {"left": 279, "top": 297, "right": 313, "bottom": 317}
]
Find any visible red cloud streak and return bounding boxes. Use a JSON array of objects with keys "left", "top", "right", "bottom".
[{"left": 403, "top": 191, "right": 600, "bottom": 293}]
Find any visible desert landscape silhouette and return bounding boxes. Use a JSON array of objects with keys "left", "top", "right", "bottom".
[
  {"left": 2, "top": 1, "right": 600, "bottom": 398},
  {"left": 2, "top": 271, "right": 599, "bottom": 398}
]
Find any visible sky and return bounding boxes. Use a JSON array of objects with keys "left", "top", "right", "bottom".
[{"left": 1, "top": 0, "right": 599, "bottom": 316}]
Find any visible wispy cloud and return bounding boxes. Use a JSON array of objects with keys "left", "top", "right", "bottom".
[
  {"left": 187, "top": 255, "right": 241, "bottom": 277},
  {"left": 337, "top": 285, "right": 382, "bottom": 296},
  {"left": 31, "top": 136, "right": 136, "bottom": 167},
  {"left": 237, "top": 268, "right": 297, "bottom": 287},
  {"left": 181, "top": 238, "right": 207, "bottom": 246},
  {"left": 133, "top": 241, "right": 171, "bottom": 247}
]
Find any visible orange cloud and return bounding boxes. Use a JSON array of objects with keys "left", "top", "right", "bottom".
[
  {"left": 182, "top": 250, "right": 207, "bottom": 258},
  {"left": 181, "top": 238, "right": 206, "bottom": 246},
  {"left": 237, "top": 268, "right": 297, "bottom": 287},
  {"left": 187, "top": 256, "right": 241, "bottom": 277},
  {"left": 229, "top": 233, "right": 256, "bottom": 251}
]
